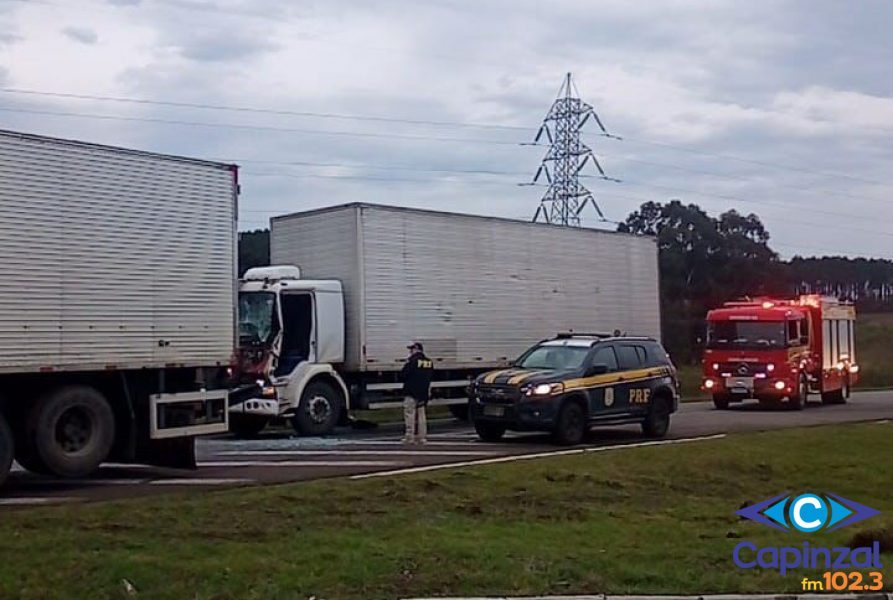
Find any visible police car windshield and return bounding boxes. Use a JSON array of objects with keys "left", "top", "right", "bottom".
[
  {"left": 707, "top": 321, "right": 786, "bottom": 349},
  {"left": 517, "top": 345, "right": 590, "bottom": 370}
]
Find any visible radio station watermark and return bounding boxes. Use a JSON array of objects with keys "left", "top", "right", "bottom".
[{"left": 732, "top": 492, "right": 885, "bottom": 591}]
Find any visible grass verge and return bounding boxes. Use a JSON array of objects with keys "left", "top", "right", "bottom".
[{"left": 1, "top": 422, "right": 891, "bottom": 599}]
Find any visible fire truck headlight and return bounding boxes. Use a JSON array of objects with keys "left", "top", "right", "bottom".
[
  {"left": 836, "top": 361, "right": 845, "bottom": 371},
  {"left": 704, "top": 379, "right": 715, "bottom": 389},
  {"left": 711, "top": 363, "right": 719, "bottom": 371},
  {"left": 766, "top": 363, "right": 775, "bottom": 373},
  {"left": 849, "top": 364, "right": 860, "bottom": 374},
  {"left": 774, "top": 381, "right": 786, "bottom": 391}
]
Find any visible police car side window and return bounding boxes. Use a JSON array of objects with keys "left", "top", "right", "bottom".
[
  {"left": 635, "top": 346, "right": 647, "bottom": 365},
  {"left": 616, "top": 345, "right": 642, "bottom": 370},
  {"left": 590, "top": 346, "right": 619, "bottom": 372}
]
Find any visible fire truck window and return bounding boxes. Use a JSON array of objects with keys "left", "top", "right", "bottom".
[
  {"left": 800, "top": 318, "right": 809, "bottom": 344},
  {"left": 787, "top": 320, "right": 798, "bottom": 344},
  {"left": 838, "top": 320, "right": 850, "bottom": 358}
]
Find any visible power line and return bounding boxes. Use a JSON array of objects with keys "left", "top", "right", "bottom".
[
  {"left": 3, "top": 87, "right": 889, "bottom": 187},
  {"left": 0, "top": 106, "right": 522, "bottom": 146},
  {"left": 0, "top": 88, "right": 531, "bottom": 132}
]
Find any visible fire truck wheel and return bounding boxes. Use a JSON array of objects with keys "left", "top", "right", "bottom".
[
  {"left": 788, "top": 377, "right": 808, "bottom": 411},
  {"left": 712, "top": 394, "right": 730, "bottom": 410},
  {"left": 821, "top": 378, "right": 849, "bottom": 405},
  {"left": 0, "top": 412, "right": 13, "bottom": 488},
  {"left": 229, "top": 414, "right": 269, "bottom": 438}
]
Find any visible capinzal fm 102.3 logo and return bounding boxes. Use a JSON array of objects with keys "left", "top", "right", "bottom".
[
  {"left": 737, "top": 492, "right": 880, "bottom": 533},
  {"left": 733, "top": 492, "right": 883, "bottom": 577}
]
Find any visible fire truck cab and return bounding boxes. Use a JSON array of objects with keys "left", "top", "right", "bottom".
[{"left": 702, "top": 295, "right": 858, "bottom": 410}]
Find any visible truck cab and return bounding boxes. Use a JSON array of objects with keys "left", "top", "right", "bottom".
[
  {"left": 231, "top": 266, "right": 350, "bottom": 436},
  {"left": 702, "top": 296, "right": 858, "bottom": 410}
]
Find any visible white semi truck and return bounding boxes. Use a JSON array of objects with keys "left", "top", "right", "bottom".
[
  {"left": 229, "top": 203, "right": 661, "bottom": 436},
  {"left": 0, "top": 129, "right": 236, "bottom": 486}
]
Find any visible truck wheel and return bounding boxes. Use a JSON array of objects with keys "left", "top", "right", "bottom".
[
  {"left": 788, "top": 377, "right": 807, "bottom": 411},
  {"left": 293, "top": 381, "right": 343, "bottom": 436},
  {"left": 449, "top": 404, "right": 470, "bottom": 422},
  {"left": 642, "top": 396, "right": 671, "bottom": 438},
  {"left": 473, "top": 420, "right": 506, "bottom": 442},
  {"left": 553, "top": 401, "right": 586, "bottom": 446},
  {"left": 229, "top": 414, "right": 269, "bottom": 438},
  {"left": 712, "top": 394, "right": 730, "bottom": 410},
  {"left": 0, "top": 412, "right": 13, "bottom": 487},
  {"left": 822, "top": 378, "right": 849, "bottom": 405},
  {"left": 28, "top": 386, "right": 116, "bottom": 478}
]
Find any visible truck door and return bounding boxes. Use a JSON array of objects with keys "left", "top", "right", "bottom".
[
  {"left": 586, "top": 345, "right": 624, "bottom": 415},
  {"left": 274, "top": 292, "right": 314, "bottom": 377}
]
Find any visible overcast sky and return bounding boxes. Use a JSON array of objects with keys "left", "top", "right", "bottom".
[{"left": 1, "top": 0, "right": 891, "bottom": 259}]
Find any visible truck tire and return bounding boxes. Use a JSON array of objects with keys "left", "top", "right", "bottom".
[
  {"left": 553, "top": 401, "right": 586, "bottom": 446},
  {"left": 788, "top": 377, "right": 807, "bottom": 411},
  {"left": 449, "top": 404, "right": 470, "bottom": 421},
  {"left": 229, "top": 414, "right": 269, "bottom": 438},
  {"left": 642, "top": 396, "right": 671, "bottom": 438},
  {"left": 473, "top": 420, "right": 506, "bottom": 442},
  {"left": 822, "top": 377, "right": 849, "bottom": 405},
  {"left": 28, "top": 386, "right": 116, "bottom": 478},
  {"left": 712, "top": 394, "right": 730, "bottom": 410},
  {"left": 0, "top": 412, "right": 13, "bottom": 488},
  {"left": 292, "top": 380, "right": 343, "bottom": 436}
]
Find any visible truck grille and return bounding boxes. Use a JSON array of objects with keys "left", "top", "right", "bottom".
[
  {"left": 477, "top": 384, "right": 520, "bottom": 403},
  {"left": 719, "top": 362, "right": 770, "bottom": 376}
]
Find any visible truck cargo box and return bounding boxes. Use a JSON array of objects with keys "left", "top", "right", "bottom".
[
  {"left": 271, "top": 203, "right": 660, "bottom": 372},
  {"left": 0, "top": 129, "right": 238, "bottom": 374}
]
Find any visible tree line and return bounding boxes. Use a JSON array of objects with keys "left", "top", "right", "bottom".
[{"left": 239, "top": 201, "right": 893, "bottom": 362}]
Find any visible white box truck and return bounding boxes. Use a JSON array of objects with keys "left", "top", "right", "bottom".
[
  {"left": 0, "top": 129, "right": 235, "bottom": 486},
  {"left": 230, "top": 203, "right": 661, "bottom": 436}
]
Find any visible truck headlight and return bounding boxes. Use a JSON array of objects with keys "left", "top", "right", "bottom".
[{"left": 531, "top": 382, "right": 564, "bottom": 396}]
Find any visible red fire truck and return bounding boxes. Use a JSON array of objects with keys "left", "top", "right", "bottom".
[{"left": 702, "top": 295, "right": 858, "bottom": 410}]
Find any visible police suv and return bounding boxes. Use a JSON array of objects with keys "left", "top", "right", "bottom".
[{"left": 469, "top": 334, "right": 680, "bottom": 445}]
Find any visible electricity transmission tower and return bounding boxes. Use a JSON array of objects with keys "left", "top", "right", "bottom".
[{"left": 529, "top": 73, "right": 617, "bottom": 226}]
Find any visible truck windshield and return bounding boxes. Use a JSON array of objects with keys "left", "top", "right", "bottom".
[
  {"left": 517, "top": 345, "right": 590, "bottom": 370},
  {"left": 707, "top": 321, "right": 786, "bottom": 349},
  {"left": 238, "top": 292, "right": 277, "bottom": 346}
]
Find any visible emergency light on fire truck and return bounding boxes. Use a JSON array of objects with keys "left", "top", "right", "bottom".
[{"left": 701, "top": 295, "right": 858, "bottom": 411}]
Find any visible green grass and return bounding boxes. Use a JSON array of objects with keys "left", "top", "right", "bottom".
[
  {"left": 1, "top": 422, "right": 891, "bottom": 599},
  {"left": 856, "top": 312, "right": 893, "bottom": 388}
]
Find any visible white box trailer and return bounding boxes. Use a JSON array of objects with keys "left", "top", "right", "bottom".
[
  {"left": 0, "top": 129, "right": 236, "bottom": 485},
  {"left": 231, "top": 203, "right": 660, "bottom": 436}
]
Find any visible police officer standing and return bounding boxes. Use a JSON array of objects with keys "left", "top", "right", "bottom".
[{"left": 401, "top": 342, "right": 434, "bottom": 444}]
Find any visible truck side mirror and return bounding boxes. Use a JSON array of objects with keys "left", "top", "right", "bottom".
[{"left": 586, "top": 364, "right": 609, "bottom": 376}]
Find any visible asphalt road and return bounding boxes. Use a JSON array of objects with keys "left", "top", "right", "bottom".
[{"left": 2, "top": 391, "right": 892, "bottom": 508}]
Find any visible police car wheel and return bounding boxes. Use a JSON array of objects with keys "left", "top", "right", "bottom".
[
  {"left": 642, "top": 397, "right": 671, "bottom": 438},
  {"left": 474, "top": 420, "right": 506, "bottom": 442},
  {"left": 712, "top": 394, "right": 730, "bottom": 410},
  {"left": 553, "top": 401, "right": 586, "bottom": 446},
  {"left": 229, "top": 414, "right": 269, "bottom": 438}
]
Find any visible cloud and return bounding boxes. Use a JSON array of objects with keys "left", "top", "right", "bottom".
[
  {"left": 0, "top": 32, "right": 22, "bottom": 47},
  {"left": 61, "top": 26, "right": 98, "bottom": 45},
  {"left": 1, "top": 0, "right": 891, "bottom": 258},
  {"left": 174, "top": 30, "right": 278, "bottom": 62}
]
